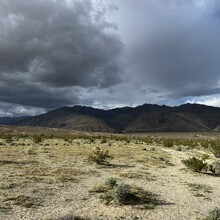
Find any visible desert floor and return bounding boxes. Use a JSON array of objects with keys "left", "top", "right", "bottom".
[{"left": 0, "top": 128, "right": 219, "bottom": 220}]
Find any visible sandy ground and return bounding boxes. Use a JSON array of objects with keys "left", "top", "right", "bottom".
[{"left": 0, "top": 134, "right": 219, "bottom": 220}]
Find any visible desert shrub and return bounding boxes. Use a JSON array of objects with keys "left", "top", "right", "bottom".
[
  {"left": 175, "top": 138, "right": 198, "bottom": 148},
  {"left": 201, "top": 154, "right": 210, "bottom": 161},
  {"left": 90, "top": 179, "right": 159, "bottom": 208},
  {"left": 33, "top": 134, "right": 44, "bottom": 144},
  {"left": 163, "top": 139, "right": 174, "bottom": 148},
  {"left": 200, "top": 140, "right": 210, "bottom": 149},
  {"left": 105, "top": 177, "right": 117, "bottom": 188},
  {"left": 114, "top": 184, "right": 157, "bottom": 206},
  {"left": 205, "top": 207, "right": 220, "bottom": 220},
  {"left": 182, "top": 157, "right": 208, "bottom": 173},
  {"left": 210, "top": 141, "right": 220, "bottom": 158},
  {"left": 209, "top": 161, "right": 220, "bottom": 174},
  {"left": 88, "top": 147, "right": 113, "bottom": 165},
  {"left": 4, "top": 134, "right": 13, "bottom": 143},
  {"left": 101, "top": 138, "right": 107, "bottom": 144},
  {"left": 115, "top": 184, "right": 130, "bottom": 204},
  {"left": 63, "top": 136, "right": 72, "bottom": 143}
]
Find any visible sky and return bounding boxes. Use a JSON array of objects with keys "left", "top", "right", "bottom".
[{"left": 0, "top": 0, "right": 220, "bottom": 116}]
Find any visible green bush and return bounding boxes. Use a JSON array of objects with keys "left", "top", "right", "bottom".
[
  {"left": 163, "top": 139, "right": 174, "bottom": 148},
  {"left": 91, "top": 179, "right": 158, "bottom": 208},
  {"left": 115, "top": 184, "right": 130, "bottom": 204},
  {"left": 205, "top": 207, "right": 220, "bottom": 220},
  {"left": 88, "top": 147, "right": 113, "bottom": 165},
  {"left": 182, "top": 157, "right": 208, "bottom": 173},
  {"left": 33, "top": 134, "right": 44, "bottom": 144},
  {"left": 210, "top": 142, "right": 220, "bottom": 158}
]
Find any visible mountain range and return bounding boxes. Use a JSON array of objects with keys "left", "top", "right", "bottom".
[{"left": 1, "top": 103, "right": 220, "bottom": 132}]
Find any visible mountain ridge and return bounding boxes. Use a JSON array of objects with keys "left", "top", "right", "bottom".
[{"left": 7, "top": 103, "right": 220, "bottom": 133}]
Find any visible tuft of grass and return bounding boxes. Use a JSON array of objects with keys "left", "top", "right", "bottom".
[{"left": 186, "top": 183, "right": 212, "bottom": 198}]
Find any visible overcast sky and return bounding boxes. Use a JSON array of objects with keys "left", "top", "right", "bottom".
[{"left": 0, "top": 0, "right": 220, "bottom": 116}]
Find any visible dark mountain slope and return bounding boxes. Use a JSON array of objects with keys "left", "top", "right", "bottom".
[
  {"left": 19, "top": 107, "right": 115, "bottom": 132},
  {"left": 14, "top": 103, "right": 220, "bottom": 132}
]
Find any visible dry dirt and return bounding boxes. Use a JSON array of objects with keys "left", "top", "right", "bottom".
[{"left": 0, "top": 132, "right": 219, "bottom": 220}]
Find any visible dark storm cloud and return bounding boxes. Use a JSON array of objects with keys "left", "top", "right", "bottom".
[
  {"left": 0, "top": 0, "right": 123, "bottom": 111},
  {"left": 2, "top": 0, "right": 220, "bottom": 116}
]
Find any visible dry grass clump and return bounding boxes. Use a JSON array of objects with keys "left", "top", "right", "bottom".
[
  {"left": 186, "top": 183, "right": 212, "bottom": 198},
  {"left": 3, "top": 195, "right": 43, "bottom": 208}
]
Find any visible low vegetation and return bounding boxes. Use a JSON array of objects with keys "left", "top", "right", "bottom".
[
  {"left": 205, "top": 208, "right": 220, "bottom": 220},
  {"left": 0, "top": 128, "right": 219, "bottom": 219},
  {"left": 88, "top": 147, "right": 113, "bottom": 165},
  {"left": 33, "top": 134, "right": 44, "bottom": 144},
  {"left": 90, "top": 179, "right": 159, "bottom": 209},
  {"left": 182, "top": 157, "right": 208, "bottom": 173},
  {"left": 163, "top": 139, "right": 174, "bottom": 148},
  {"left": 210, "top": 142, "right": 220, "bottom": 158}
]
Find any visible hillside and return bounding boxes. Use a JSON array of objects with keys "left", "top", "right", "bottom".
[{"left": 13, "top": 103, "right": 220, "bottom": 132}]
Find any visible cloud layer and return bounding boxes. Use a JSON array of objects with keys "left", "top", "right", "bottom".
[
  {"left": 1, "top": 0, "right": 220, "bottom": 116},
  {"left": 0, "top": 0, "right": 123, "bottom": 113},
  {"left": 126, "top": 0, "right": 220, "bottom": 97}
]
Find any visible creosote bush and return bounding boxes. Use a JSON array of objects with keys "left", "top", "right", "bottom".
[
  {"left": 88, "top": 147, "right": 113, "bottom": 165},
  {"left": 182, "top": 157, "right": 208, "bottom": 173}
]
